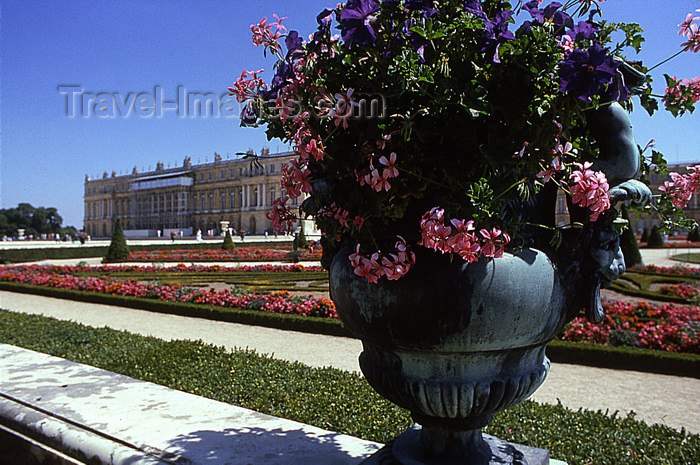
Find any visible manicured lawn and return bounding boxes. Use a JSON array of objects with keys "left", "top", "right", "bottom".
[{"left": 0, "top": 310, "right": 697, "bottom": 465}]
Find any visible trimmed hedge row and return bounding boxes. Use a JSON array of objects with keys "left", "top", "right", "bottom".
[
  {"left": 1, "top": 281, "right": 698, "bottom": 378},
  {"left": 609, "top": 281, "right": 692, "bottom": 304},
  {"left": 0, "top": 241, "right": 290, "bottom": 263},
  {"left": 0, "top": 310, "right": 697, "bottom": 465},
  {"left": 0, "top": 281, "right": 347, "bottom": 338}
]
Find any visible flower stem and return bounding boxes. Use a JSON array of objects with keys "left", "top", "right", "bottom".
[{"left": 647, "top": 49, "right": 685, "bottom": 73}]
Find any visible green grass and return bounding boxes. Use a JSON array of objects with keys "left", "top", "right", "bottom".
[
  {"left": 0, "top": 309, "right": 697, "bottom": 465},
  {"left": 608, "top": 271, "right": 699, "bottom": 304},
  {"left": 672, "top": 253, "right": 700, "bottom": 264},
  {"left": 88, "top": 269, "right": 330, "bottom": 294}
]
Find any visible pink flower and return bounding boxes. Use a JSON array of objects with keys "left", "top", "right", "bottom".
[
  {"left": 332, "top": 88, "right": 355, "bottom": 129},
  {"left": 479, "top": 228, "right": 510, "bottom": 258},
  {"left": 569, "top": 162, "right": 610, "bottom": 222},
  {"left": 379, "top": 152, "right": 398, "bottom": 179},
  {"left": 679, "top": 11, "right": 700, "bottom": 38},
  {"left": 658, "top": 166, "right": 700, "bottom": 208},
  {"left": 250, "top": 15, "right": 287, "bottom": 52},
  {"left": 228, "top": 69, "right": 266, "bottom": 102}
]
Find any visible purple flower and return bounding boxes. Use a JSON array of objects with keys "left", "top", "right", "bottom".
[
  {"left": 520, "top": 1, "right": 572, "bottom": 35},
  {"left": 308, "top": 8, "right": 335, "bottom": 52},
  {"left": 317, "top": 8, "right": 334, "bottom": 28},
  {"left": 559, "top": 44, "right": 620, "bottom": 102},
  {"left": 568, "top": 20, "right": 599, "bottom": 42},
  {"left": 240, "top": 100, "right": 261, "bottom": 127},
  {"left": 405, "top": 0, "right": 438, "bottom": 18},
  {"left": 408, "top": 31, "right": 431, "bottom": 62},
  {"left": 482, "top": 10, "right": 515, "bottom": 63},
  {"left": 605, "top": 70, "right": 630, "bottom": 102},
  {"left": 463, "top": 0, "right": 486, "bottom": 18},
  {"left": 285, "top": 31, "right": 303, "bottom": 53},
  {"left": 339, "top": 0, "right": 381, "bottom": 49}
]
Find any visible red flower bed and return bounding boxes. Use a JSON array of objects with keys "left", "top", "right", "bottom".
[
  {"left": 127, "top": 246, "right": 322, "bottom": 262},
  {"left": 659, "top": 283, "right": 700, "bottom": 300},
  {"left": 560, "top": 300, "right": 700, "bottom": 354},
  {"left": 3, "top": 265, "right": 698, "bottom": 354},
  {"left": 635, "top": 264, "right": 700, "bottom": 276},
  {"left": 32, "top": 263, "right": 325, "bottom": 274},
  {"left": 0, "top": 267, "right": 336, "bottom": 319}
]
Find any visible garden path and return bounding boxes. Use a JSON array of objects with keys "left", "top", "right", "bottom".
[{"left": 0, "top": 291, "right": 698, "bottom": 435}]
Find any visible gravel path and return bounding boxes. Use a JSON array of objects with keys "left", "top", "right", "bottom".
[{"left": 0, "top": 291, "right": 698, "bottom": 434}]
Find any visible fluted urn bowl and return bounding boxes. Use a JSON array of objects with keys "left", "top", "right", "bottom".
[{"left": 329, "top": 245, "right": 571, "bottom": 464}]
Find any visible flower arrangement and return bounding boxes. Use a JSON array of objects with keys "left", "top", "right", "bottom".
[{"left": 232, "top": 0, "right": 699, "bottom": 282}]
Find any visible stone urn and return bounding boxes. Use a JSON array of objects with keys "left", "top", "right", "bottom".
[{"left": 330, "top": 245, "right": 573, "bottom": 464}]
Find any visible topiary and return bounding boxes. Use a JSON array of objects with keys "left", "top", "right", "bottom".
[
  {"left": 688, "top": 225, "right": 700, "bottom": 242},
  {"left": 294, "top": 227, "right": 309, "bottom": 250},
  {"left": 619, "top": 205, "right": 642, "bottom": 268},
  {"left": 222, "top": 230, "right": 235, "bottom": 251},
  {"left": 646, "top": 225, "right": 666, "bottom": 248},
  {"left": 641, "top": 227, "right": 650, "bottom": 243},
  {"left": 104, "top": 218, "right": 130, "bottom": 262}
]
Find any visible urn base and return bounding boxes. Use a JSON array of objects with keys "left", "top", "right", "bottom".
[{"left": 360, "top": 426, "right": 552, "bottom": 465}]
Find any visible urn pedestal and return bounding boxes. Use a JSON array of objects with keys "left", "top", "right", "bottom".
[{"left": 329, "top": 246, "right": 572, "bottom": 465}]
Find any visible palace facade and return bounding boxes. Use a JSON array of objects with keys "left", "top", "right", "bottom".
[{"left": 84, "top": 149, "right": 301, "bottom": 238}]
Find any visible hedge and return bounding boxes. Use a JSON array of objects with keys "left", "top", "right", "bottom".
[
  {"left": 0, "top": 281, "right": 348, "bottom": 338},
  {"left": 0, "top": 310, "right": 697, "bottom": 465},
  {"left": 1, "top": 281, "right": 698, "bottom": 379}
]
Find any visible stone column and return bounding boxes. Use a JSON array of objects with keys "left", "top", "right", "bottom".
[{"left": 261, "top": 184, "right": 266, "bottom": 207}]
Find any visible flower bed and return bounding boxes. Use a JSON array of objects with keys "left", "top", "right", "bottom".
[
  {"left": 634, "top": 264, "right": 700, "bottom": 277},
  {"left": 659, "top": 283, "right": 700, "bottom": 300},
  {"left": 0, "top": 267, "right": 336, "bottom": 319},
  {"left": 560, "top": 300, "right": 700, "bottom": 354},
  {"left": 33, "top": 263, "right": 325, "bottom": 274},
  {"left": 126, "top": 246, "right": 322, "bottom": 262},
  {"left": 2, "top": 265, "right": 698, "bottom": 354}
]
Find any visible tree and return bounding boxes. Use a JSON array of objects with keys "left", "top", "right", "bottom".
[
  {"left": 104, "top": 218, "right": 130, "bottom": 262},
  {"left": 641, "top": 227, "right": 650, "bottom": 243},
  {"left": 294, "top": 227, "right": 308, "bottom": 250},
  {"left": 646, "top": 225, "right": 665, "bottom": 248},
  {"left": 619, "top": 205, "right": 642, "bottom": 268},
  {"left": 0, "top": 203, "right": 70, "bottom": 238},
  {"left": 688, "top": 225, "right": 700, "bottom": 242},
  {"left": 222, "top": 230, "right": 235, "bottom": 251}
]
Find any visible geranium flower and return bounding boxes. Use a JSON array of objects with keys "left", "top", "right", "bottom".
[
  {"left": 379, "top": 152, "right": 398, "bottom": 179},
  {"left": 339, "top": 0, "right": 381, "bottom": 49},
  {"left": 558, "top": 44, "right": 620, "bottom": 101}
]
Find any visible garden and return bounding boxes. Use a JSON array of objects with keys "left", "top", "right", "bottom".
[
  {"left": 0, "top": 309, "right": 697, "bottom": 465},
  {"left": 1, "top": 263, "right": 698, "bottom": 360}
]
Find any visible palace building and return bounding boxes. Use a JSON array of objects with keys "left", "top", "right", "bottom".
[{"left": 84, "top": 149, "right": 303, "bottom": 238}]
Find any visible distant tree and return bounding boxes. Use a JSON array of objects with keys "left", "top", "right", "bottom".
[
  {"left": 619, "top": 205, "right": 642, "bottom": 268},
  {"left": 222, "top": 230, "right": 235, "bottom": 251},
  {"left": 294, "top": 227, "right": 308, "bottom": 249},
  {"left": 104, "top": 219, "right": 129, "bottom": 262},
  {"left": 641, "top": 227, "right": 650, "bottom": 243},
  {"left": 646, "top": 225, "right": 665, "bottom": 248},
  {"left": 0, "top": 203, "right": 69, "bottom": 238}
]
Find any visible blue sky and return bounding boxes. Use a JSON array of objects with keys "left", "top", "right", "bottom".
[{"left": 1, "top": 1, "right": 699, "bottom": 228}]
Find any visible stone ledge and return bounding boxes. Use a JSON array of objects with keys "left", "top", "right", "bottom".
[
  {"left": 0, "top": 343, "right": 380, "bottom": 464},
  {"left": 0, "top": 344, "right": 566, "bottom": 465}
]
